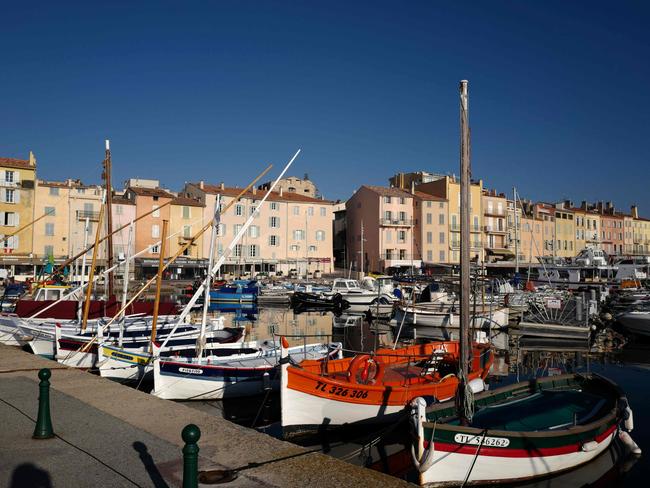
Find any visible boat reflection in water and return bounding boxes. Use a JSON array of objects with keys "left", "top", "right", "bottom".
[{"left": 187, "top": 305, "right": 645, "bottom": 486}]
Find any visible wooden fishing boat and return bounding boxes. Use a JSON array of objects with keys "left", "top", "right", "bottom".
[
  {"left": 409, "top": 373, "right": 641, "bottom": 486},
  {"left": 210, "top": 280, "right": 258, "bottom": 303},
  {"left": 280, "top": 340, "right": 493, "bottom": 437}
]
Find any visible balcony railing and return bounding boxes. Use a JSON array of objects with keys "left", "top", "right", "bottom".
[
  {"left": 381, "top": 252, "right": 415, "bottom": 260},
  {"left": 484, "top": 209, "right": 505, "bottom": 217},
  {"left": 451, "top": 241, "right": 483, "bottom": 249},
  {"left": 483, "top": 225, "right": 507, "bottom": 233},
  {"left": 379, "top": 218, "right": 413, "bottom": 226},
  {"left": 451, "top": 224, "right": 482, "bottom": 232},
  {"left": 0, "top": 180, "right": 18, "bottom": 188},
  {"left": 76, "top": 210, "right": 100, "bottom": 221}
]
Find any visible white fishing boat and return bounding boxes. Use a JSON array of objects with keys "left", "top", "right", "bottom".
[
  {"left": 151, "top": 340, "right": 341, "bottom": 400},
  {"left": 394, "top": 303, "right": 509, "bottom": 330}
]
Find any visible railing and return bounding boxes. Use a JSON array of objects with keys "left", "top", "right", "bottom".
[
  {"left": 451, "top": 224, "right": 482, "bottom": 232},
  {"left": 0, "top": 180, "right": 18, "bottom": 188},
  {"left": 379, "top": 218, "right": 413, "bottom": 226},
  {"left": 76, "top": 210, "right": 100, "bottom": 221},
  {"left": 483, "top": 209, "right": 505, "bottom": 217},
  {"left": 483, "top": 225, "right": 506, "bottom": 233},
  {"left": 381, "top": 253, "right": 416, "bottom": 261}
]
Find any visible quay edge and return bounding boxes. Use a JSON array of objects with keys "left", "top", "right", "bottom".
[{"left": 0, "top": 344, "right": 412, "bottom": 488}]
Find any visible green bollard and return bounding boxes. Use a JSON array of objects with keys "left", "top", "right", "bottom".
[
  {"left": 182, "top": 424, "right": 201, "bottom": 488},
  {"left": 33, "top": 368, "right": 54, "bottom": 439}
]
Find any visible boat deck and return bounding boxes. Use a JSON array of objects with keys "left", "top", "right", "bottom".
[{"left": 467, "top": 389, "right": 608, "bottom": 431}]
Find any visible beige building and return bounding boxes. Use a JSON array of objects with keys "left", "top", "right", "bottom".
[
  {"left": 482, "top": 189, "right": 510, "bottom": 262},
  {"left": 0, "top": 154, "right": 36, "bottom": 276},
  {"left": 259, "top": 175, "right": 318, "bottom": 198},
  {"left": 184, "top": 182, "right": 334, "bottom": 276}
]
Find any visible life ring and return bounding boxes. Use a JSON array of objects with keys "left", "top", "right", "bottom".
[{"left": 347, "top": 354, "right": 385, "bottom": 385}]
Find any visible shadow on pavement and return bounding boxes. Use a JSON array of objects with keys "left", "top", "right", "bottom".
[
  {"left": 133, "top": 441, "right": 169, "bottom": 488},
  {"left": 10, "top": 463, "right": 52, "bottom": 488}
]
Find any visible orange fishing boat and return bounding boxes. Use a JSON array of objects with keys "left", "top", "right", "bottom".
[{"left": 280, "top": 339, "right": 493, "bottom": 437}]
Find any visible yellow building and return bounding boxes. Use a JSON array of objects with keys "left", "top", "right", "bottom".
[
  {"left": 572, "top": 205, "right": 600, "bottom": 254},
  {"left": 553, "top": 204, "right": 576, "bottom": 258},
  {"left": 169, "top": 196, "right": 206, "bottom": 267},
  {"left": 0, "top": 153, "right": 36, "bottom": 277},
  {"left": 416, "top": 176, "right": 484, "bottom": 263},
  {"left": 33, "top": 181, "right": 71, "bottom": 260}
]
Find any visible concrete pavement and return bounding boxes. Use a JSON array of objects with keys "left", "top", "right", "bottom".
[{"left": 0, "top": 345, "right": 412, "bottom": 487}]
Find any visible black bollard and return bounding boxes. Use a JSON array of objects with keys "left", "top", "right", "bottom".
[
  {"left": 33, "top": 368, "right": 54, "bottom": 439},
  {"left": 182, "top": 424, "right": 201, "bottom": 488}
]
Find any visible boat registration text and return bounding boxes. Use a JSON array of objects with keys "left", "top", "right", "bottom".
[{"left": 454, "top": 434, "right": 510, "bottom": 447}]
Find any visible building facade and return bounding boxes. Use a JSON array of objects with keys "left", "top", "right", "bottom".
[
  {"left": 184, "top": 181, "right": 334, "bottom": 277},
  {"left": 0, "top": 154, "right": 36, "bottom": 276}
]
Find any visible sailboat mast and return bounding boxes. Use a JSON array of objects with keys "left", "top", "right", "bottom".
[
  {"left": 458, "top": 80, "right": 471, "bottom": 422},
  {"left": 103, "top": 140, "right": 115, "bottom": 298},
  {"left": 514, "top": 187, "right": 519, "bottom": 274},
  {"left": 150, "top": 219, "right": 169, "bottom": 346}
]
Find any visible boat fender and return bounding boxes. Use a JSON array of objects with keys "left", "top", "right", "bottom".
[
  {"left": 468, "top": 378, "right": 486, "bottom": 394},
  {"left": 409, "top": 397, "right": 436, "bottom": 473},
  {"left": 581, "top": 441, "right": 599, "bottom": 452},
  {"left": 618, "top": 397, "right": 634, "bottom": 432},
  {"left": 619, "top": 430, "right": 642, "bottom": 455},
  {"left": 624, "top": 406, "right": 634, "bottom": 432},
  {"left": 347, "top": 354, "right": 385, "bottom": 385}
]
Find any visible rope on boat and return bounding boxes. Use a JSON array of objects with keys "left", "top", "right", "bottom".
[{"left": 461, "top": 429, "right": 487, "bottom": 487}]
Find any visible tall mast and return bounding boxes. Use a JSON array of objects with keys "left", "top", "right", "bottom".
[
  {"left": 514, "top": 187, "right": 519, "bottom": 273},
  {"left": 103, "top": 139, "right": 115, "bottom": 298},
  {"left": 458, "top": 80, "right": 471, "bottom": 423},
  {"left": 150, "top": 219, "right": 168, "bottom": 348}
]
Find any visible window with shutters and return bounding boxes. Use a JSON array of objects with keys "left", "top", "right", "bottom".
[
  {"left": 151, "top": 244, "right": 159, "bottom": 253},
  {"left": 269, "top": 235, "right": 279, "bottom": 246},
  {"left": 249, "top": 225, "right": 259, "bottom": 238},
  {"left": 293, "top": 229, "right": 304, "bottom": 240},
  {"left": 45, "top": 223, "right": 54, "bottom": 236},
  {"left": 152, "top": 224, "right": 160, "bottom": 238},
  {"left": 270, "top": 202, "right": 278, "bottom": 211},
  {"left": 308, "top": 207, "right": 314, "bottom": 216},
  {"left": 235, "top": 204, "right": 243, "bottom": 216},
  {"left": 249, "top": 245, "right": 258, "bottom": 257},
  {"left": 4, "top": 171, "right": 14, "bottom": 183},
  {"left": 293, "top": 206, "right": 300, "bottom": 215},
  {"left": 182, "top": 206, "right": 190, "bottom": 219},
  {"left": 44, "top": 245, "right": 54, "bottom": 257},
  {"left": 152, "top": 205, "right": 160, "bottom": 217},
  {"left": 309, "top": 245, "right": 316, "bottom": 252},
  {"left": 5, "top": 189, "right": 15, "bottom": 203},
  {"left": 316, "top": 230, "right": 325, "bottom": 241},
  {"left": 426, "top": 213, "right": 432, "bottom": 225},
  {"left": 234, "top": 244, "right": 243, "bottom": 257},
  {"left": 320, "top": 207, "right": 326, "bottom": 216},
  {"left": 49, "top": 187, "right": 59, "bottom": 196},
  {"left": 269, "top": 216, "right": 279, "bottom": 228},
  {"left": 183, "top": 225, "right": 191, "bottom": 238}
]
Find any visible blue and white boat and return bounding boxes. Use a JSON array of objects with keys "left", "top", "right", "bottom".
[{"left": 210, "top": 280, "right": 259, "bottom": 303}]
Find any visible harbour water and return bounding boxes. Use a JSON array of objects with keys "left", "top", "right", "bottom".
[{"left": 184, "top": 304, "right": 650, "bottom": 487}]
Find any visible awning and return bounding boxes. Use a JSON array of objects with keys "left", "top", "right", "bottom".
[{"left": 486, "top": 249, "right": 515, "bottom": 257}]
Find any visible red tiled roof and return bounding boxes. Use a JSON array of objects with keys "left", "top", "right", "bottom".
[
  {"left": 362, "top": 185, "right": 415, "bottom": 198},
  {"left": 112, "top": 196, "right": 135, "bottom": 205},
  {"left": 0, "top": 157, "right": 34, "bottom": 170},
  {"left": 189, "top": 183, "right": 334, "bottom": 204},
  {"left": 127, "top": 187, "right": 175, "bottom": 199},
  {"left": 172, "top": 196, "right": 204, "bottom": 207},
  {"left": 412, "top": 190, "right": 446, "bottom": 202}
]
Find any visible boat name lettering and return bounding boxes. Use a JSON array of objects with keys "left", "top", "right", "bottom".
[
  {"left": 179, "top": 367, "right": 203, "bottom": 375},
  {"left": 314, "top": 381, "right": 368, "bottom": 399},
  {"left": 454, "top": 434, "right": 509, "bottom": 447},
  {"left": 110, "top": 351, "right": 134, "bottom": 361}
]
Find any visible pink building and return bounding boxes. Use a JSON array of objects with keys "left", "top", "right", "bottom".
[
  {"left": 345, "top": 186, "right": 420, "bottom": 274},
  {"left": 184, "top": 182, "right": 334, "bottom": 277}
]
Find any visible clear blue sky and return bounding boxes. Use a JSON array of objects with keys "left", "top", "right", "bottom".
[{"left": 1, "top": 1, "right": 649, "bottom": 213}]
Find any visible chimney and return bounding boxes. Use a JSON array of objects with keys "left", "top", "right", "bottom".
[
  {"left": 29, "top": 151, "right": 36, "bottom": 167},
  {"left": 199, "top": 180, "right": 204, "bottom": 190},
  {"left": 631, "top": 205, "right": 639, "bottom": 219},
  {"left": 252, "top": 186, "right": 257, "bottom": 195},
  {"left": 410, "top": 181, "right": 415, "bottom": 195},
  {"left": 219, "top": 182, "right": 225, "bottom": 190},
  {"left": 279, "top": 187, "right": 283, "bottom": 197},
  {"left": 581, "top": 200, "right": 587, "bottom": 210}
]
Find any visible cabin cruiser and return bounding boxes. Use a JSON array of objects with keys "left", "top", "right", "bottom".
[{"left": 326, "top": 278, "right": 395, "bottom": 307}]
